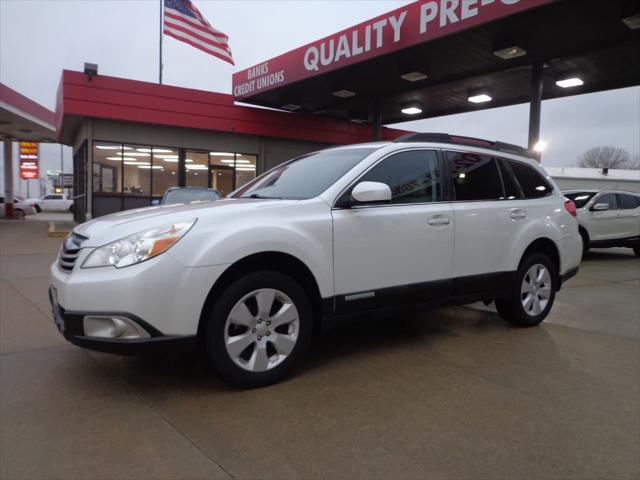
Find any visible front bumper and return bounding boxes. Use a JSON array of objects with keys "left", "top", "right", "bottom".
[{"left": 49, "top": 288, "right": 196, "bottom": 355}]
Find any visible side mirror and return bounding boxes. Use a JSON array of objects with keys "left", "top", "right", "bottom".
[
  {"left": 591, "top": 203, "right": 609, "bottom": 211},
  {"left": 151, "top": 199, "right": 160, "bottom": 206},
  {"left": 351, "top": 181, "right": 392, "bottom": 204}
]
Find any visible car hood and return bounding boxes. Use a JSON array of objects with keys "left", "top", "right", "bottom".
[{"left": 73, "top": 198, "right": 287, "bottom": 246}]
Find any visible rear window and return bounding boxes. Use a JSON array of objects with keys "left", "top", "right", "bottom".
[
  {"left": 507, "top": 160, "right": 553, "bottom": 198},
  {"left": 564, "top": 192, "right": 596, "bottom": 209},
  {"left": 447, "top": 151, "right": 503, "bottom": 201}
]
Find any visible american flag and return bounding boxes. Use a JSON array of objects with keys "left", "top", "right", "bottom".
[{"left": 163, "top": 0, "right": 234, "bottom": 65}]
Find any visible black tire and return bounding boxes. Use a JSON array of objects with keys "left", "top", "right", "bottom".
[
  {"left": 34, "top": 204, "right": 42, "bottom": 213},
  {"left": 579, "top": 229, "right": 589, "bottom": 257},
  {"left": 634, "top": 246, "right": 640, "bottom": 258},
  {"left": 495, "top": 253, "right": 557, "bottom": 327},
  {"left": 14, "top": 209, "right": 25, "bottom": 220},
  {"left": 205, "top": 271, "right": 313, "bottom": 388}
]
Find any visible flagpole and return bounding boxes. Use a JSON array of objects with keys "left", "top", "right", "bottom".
[{"left": 159, "top": 0, "right": 163, "bottom": 84}]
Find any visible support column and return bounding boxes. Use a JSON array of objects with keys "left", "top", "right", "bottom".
[
  {"left": 528, "top": 62, "right": 544, "bottom": 161},
  {"left": 3, "top": 141, "right": 14, "bottom": 218},
  {"left": 372, "top": 98, "right": 382, "bottom": 141}
]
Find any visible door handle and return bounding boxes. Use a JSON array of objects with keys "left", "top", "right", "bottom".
[
  {"left": 427, "top": 215, "right": 451, "bottom": 226},
  {"left": 509, "top": 209, "right": 527, "bottom": 220}
]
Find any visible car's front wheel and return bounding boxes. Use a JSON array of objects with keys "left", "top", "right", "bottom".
[
  {"left": 205, "top": 271, "right": 312, "bottom": 388},
  {"left": 496, "top": 253, "right": 557, "bottom": 327},
  {"left": 633, "top": 246, "right": 640, "bottom": 258}
]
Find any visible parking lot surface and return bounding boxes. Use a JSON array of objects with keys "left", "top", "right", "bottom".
[{"left": 1, "top": 220, "right": 638, "bottom": 480}]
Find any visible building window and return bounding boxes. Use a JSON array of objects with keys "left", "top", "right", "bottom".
[
  {"left": 122, "top": 144, "right": 152, "bottom": 195},
  {"left": 186, "top": 150, "right": 209, "bottom": 188},
  {"left": 152, "top": 147, "right": 179, "bottom": 196},
  {"left": 93, "top": 142, "right": 124, "bottom": 193},
  {"left": 235, "top": 154, "right": 257, "bottom": 190}
]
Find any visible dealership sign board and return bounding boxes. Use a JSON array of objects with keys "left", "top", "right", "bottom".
[
  {"left": 233, "top": 0, "right": 553, "bottom": 100},
  {"left": 19, "top": 142, "right": 39, "bottom": 180}
]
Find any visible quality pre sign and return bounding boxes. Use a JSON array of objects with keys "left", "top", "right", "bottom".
[
  {"left": 232, "top": 0, "right": 554, "bottom": 100},
  {"left": 19, "top": 141, "right": 39, "bottom": 180}
]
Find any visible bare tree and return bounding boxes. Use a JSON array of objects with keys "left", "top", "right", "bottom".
[{"left": 576, "top": 146, "right": 633, "bottom": 169}]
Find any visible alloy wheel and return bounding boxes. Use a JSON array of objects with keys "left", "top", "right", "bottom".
[
  {"left": 520, "top": 264, "right": 552, "bottom": 316},
  {"left": 224, "top": 288, "right": 300, "bottom": 372}
]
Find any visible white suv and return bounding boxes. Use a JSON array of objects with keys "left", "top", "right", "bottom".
[
  {"left": 50, "top": 134, "right": 582, "bottom": 387},
  {"left": 563, "top": 189, "right": 640, "bottom": 257}
]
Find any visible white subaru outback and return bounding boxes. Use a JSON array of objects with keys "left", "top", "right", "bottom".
[{"left": 50, "top": 134, "right": 582, "bottom": 387}]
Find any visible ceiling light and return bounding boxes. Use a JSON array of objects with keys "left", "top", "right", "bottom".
[
  {"left": 186, "top": 164, "right": 208, "bottom": 170},
  {"left": 220, "top": 159, "right": 235, "bottom": 163},
  {"left": 235, "top": 159, "right": 250, "bottom": 164},
  {"left": 138, "top": 165, "right": 164, "bottom": 169},
  {"left": 162, "top": 158, "right": 179, "bottom": 163},
  {"left": 185, "top": 159, "right": 193, "bottom": 163},
  {"left": 236, "top": 166, "right": 256, "bottom": 171},
  {"left": 533, "top": 140, "right": 548, "bottom": 152},
  {"left": 124, "top": 161, "right": 150, "bottom": 166},
  {"left": 350, "top": 118, "right": 367, "bottom": 124},
  {"left": 333, "top": 90, "right": 356, "bottom": 98},
  {"left": 210, "top": 152, "right": 235, "bottom": 156},
  {"left": 555, "top": 77, "right": 584, "bottom": 88},
  {"left": 400, "top": 71, "right": 428, "bottom": 82},
  {"left": 96, "top": 145, "right": 122, "bottom": 150},
  {"left": 115, "top": 152, "right": 149, "bottom": 157},
  {"left": 137, "top": 148, "right": 173, "bottom": 153},
  {"left": 468, "top": 94, "right": 492, "bottom": 103},
  {"left": 155, "top": 155, "right": 178, "bottom": 159},
  {"left": 401, "top": 106, "right": 422, "bottom": 115},
  {"left": 494, "top": 45, "right": 526, "bottom": 60},
  {"left": 281, "top": 104, "right": 301, "bottom": 111},
  {"left": 106, "top": 156, "right": 137, "bottom": 161}
]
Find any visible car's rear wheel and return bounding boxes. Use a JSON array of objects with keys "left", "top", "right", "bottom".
[
  {"left": 205, "top": 271, "right": 312, "bottom": 388},
  {"left": 496, "top": 253, "right": 557, "bottom": 327},
  {"left": 34, "top": 204, "right": 42, "bottom": 213},
  {"left": 14, "top": 209, "right": 25, "bottom": 220}
]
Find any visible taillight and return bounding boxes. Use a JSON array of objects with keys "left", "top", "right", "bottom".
[{"left": 564, "top": 198, "right": 577, "bottom": 218}]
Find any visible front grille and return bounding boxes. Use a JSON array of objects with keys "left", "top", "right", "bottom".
[{"left": 58, "top": 232, "right": 87, "bottom": 272}]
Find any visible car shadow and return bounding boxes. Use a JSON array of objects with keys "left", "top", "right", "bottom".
[{"left": 93, "top": 304, "right": 535, "bottom": 392}]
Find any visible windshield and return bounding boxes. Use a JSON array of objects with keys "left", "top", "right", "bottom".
[
  {"left": 163, "top": 189, "right": 220, "bottom": 205},
  {"left": 231, "top": 147, "right": 377, "bottom": 200},
  {"left": 564, "top": 192, "right": 596, "bottom": 208}
]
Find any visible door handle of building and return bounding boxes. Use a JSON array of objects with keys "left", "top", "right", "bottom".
[
  {"left": 509, "top": 210, "right": 527, "bottom": 220},
  {"left": 427, "top": 215, "right": 451, "bottom": 226}
]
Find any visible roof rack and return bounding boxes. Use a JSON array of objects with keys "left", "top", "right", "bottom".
[{"left": 393, "top": 133, "right": 534, "bottom": 158}]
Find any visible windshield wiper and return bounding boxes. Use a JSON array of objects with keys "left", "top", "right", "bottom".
[{"left": 243, "top": 193, "right": 283, "bottom": 199}]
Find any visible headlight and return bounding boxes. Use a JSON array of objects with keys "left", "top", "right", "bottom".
[{"left": 82, "top": 220, "right": 196, "bottom": 269}]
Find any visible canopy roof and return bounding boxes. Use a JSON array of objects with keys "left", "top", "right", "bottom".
[
  {"left": 232, "top": 0, "right": 640, "bottom": 124},
  {"left": 0, "top": 83, "right": 56, "bottom": 142}
]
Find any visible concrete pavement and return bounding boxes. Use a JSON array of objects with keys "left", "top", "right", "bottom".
[{"left": 1, "top": 220, "right": 638, "bottom": 479}]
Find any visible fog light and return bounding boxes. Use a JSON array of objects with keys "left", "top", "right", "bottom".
[{"left": 83, "top": 316, "right": 151, "bottom": 339}]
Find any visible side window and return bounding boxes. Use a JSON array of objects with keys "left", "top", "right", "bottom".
[
  {"left": 617, "top": 194, "right": 638, "bottom": 210},
  {"left": 507, "top": 160, "right": 553, "bottom": 198},
  {"left": 359, "top": 150, "right": 440, "bottom": 204},
  {"left": 447, "top": 151, "right": 503, "bottom": 201},
  {"left": 595, "top": 193, "right": 618, "bottom": 210},
  {"left": 497, "top": 159, "right": 522, "bottom": 200},
  {"left": 44, "top": 195, "right": 55, "bottom": 200}
]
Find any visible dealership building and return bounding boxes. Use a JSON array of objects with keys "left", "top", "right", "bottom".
[{"left": 2, "top": 0, "right": 639, "bottom": 221}]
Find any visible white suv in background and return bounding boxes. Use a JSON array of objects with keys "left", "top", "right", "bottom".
[
  {"left": 50, "top": 134, "right": 582, "bottom": 387},
  {"left": 563, "top": 189, "right": 640, "bottom": 257}
]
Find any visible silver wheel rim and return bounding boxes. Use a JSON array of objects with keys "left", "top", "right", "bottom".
[
  {"left": 224, "top": 288, "right": 300, "bottom": 373},
  {"left": 521, "top": 264, "right": 552, "bottom": 316}
]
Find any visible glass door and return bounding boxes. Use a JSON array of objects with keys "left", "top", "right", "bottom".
[{"left": 211, "top": 165, "right": 234, "bottom": 196}]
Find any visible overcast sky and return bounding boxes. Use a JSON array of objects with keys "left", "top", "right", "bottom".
[{"left": 1, "top": 0, "right": 638, "bottom": 195}]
